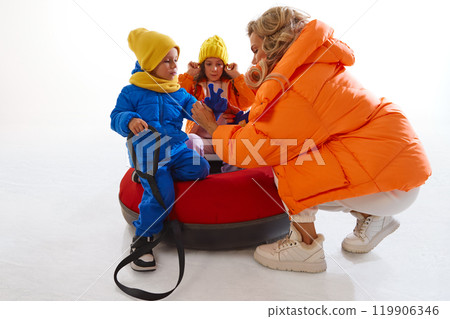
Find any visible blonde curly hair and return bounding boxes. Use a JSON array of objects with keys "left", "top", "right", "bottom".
[{"left": 245, "top": 6, "right": 310, "bottom": 90}]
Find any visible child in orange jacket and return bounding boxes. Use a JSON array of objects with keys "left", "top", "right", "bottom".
[{"left": 179, "top": 35, "right": 254, "bottom": 172}]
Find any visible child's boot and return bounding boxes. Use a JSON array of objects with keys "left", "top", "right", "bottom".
[
  {"left": 253, "top": 223, "right": 326, "bottom": 273},
  {"left": 130, "top": 236, "right": 156, "bottom": 271},
  {"left": 342, "top": 211, "right": 400, "bottom": 253}
]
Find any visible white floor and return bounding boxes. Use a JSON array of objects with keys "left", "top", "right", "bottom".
[{"left": 1, "top": 0, "right": 450, "bottom": 306}]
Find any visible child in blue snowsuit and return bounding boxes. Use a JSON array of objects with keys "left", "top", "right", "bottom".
[{"left": 111, "top": 28, "right": 210, "bottom": 271}]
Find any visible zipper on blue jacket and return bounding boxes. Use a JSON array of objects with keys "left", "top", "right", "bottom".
[{"left": 158, "top": 94, "right": 167, "bottom": 135}]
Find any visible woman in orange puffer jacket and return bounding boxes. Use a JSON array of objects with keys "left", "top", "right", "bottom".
[
  {"left": 192, "top": 7, "right": 431, "bottom": 273},
  {"left": 179, "top": 35, "right": 254, "bottom": 172}
]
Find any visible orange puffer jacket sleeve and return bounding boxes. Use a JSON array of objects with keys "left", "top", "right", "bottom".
[
  {"left": 179, "top": 73, "right": 204, "bottom": 134},
  {"left": 178, "top": 73, "right": 197, "bottom": 94}
]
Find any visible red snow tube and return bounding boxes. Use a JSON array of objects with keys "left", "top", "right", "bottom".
[{"left": 119, "top": 166, "right": 289, "bottom": 250}]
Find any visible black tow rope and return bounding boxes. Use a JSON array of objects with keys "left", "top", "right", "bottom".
[{"left": 113, "top": 126, "right": 185, "bottom": 300}]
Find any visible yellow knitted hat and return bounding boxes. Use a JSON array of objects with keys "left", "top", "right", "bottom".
[
  {"left": 198, "top": 35, "right": 228, "bottom": 65},
  {"left": 128, "top": 28, "right": 180, "bottom": 72}
]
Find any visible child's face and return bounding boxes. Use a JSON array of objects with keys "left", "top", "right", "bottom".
[
  {"left": 150, "top": 48, "right": 178, "bottom": 80},
  {"left": 204, "top": 57, "right": 224, "bottom": 82}
]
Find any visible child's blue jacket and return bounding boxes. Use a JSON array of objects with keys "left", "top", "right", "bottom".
[{"left": 110, "top": 62, "right": 197, "bottom": 146}]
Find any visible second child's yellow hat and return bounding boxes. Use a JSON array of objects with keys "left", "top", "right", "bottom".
[{"left": 198, "top": 35, "right": 228, "bottom": 65}]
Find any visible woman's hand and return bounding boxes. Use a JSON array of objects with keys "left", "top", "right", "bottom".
[
  {"left": 128, "top": 118, "right": 148, "bottom": 135},
  {"left": 224, "top": 63, "right": 240, "bottom": 79},
  {"left": 187, "top": 61, "right": 200, "bottom": 77},
  {"left": 217, "top": 112, "right": 236, "bottom": 125},
  {"left": 192, "top": 101, "right": 219, "bottom": 135}
]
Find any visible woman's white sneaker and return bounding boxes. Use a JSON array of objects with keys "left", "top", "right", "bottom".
[
  {"left": 253, "top": 223, "right": 327, "bottom": 273},
  {"left": 342, "top": 212, "right": 400, "bottom": 253}
]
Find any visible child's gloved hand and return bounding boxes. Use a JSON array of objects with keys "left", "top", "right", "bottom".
[
  {"left": 230, "top": 111, "right": 249, "bottom": 126},
  {"left": 203, "top": 83, "right": 228, "bottom": 120}
]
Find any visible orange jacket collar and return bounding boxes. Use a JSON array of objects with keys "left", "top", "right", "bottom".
[{"left": 252, "top": 20, "right": 355, "bottom": 119}]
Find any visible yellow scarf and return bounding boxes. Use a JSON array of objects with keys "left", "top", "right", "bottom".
[{"left": 130, "top": 71, "right": 180, "bottom": 93}]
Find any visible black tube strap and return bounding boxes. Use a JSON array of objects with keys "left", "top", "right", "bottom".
[
  {"left": 114, "top": 126, "right": 185, "bottom": 300},
  {"left": 126, "top": 126, "right": 166, "bottom": 209},
  {"left": 114, "top": 220, "right": 185, "bottom": 301}
]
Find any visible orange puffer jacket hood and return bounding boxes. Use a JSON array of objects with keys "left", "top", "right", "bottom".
[{"left": 212, "top": 20, "right": 431, "bottom": 214}]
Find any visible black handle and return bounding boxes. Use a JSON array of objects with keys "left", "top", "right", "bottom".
[
  {"left": 113, "top": 126, "right": 185, "bottom": 300},
  {"left": 126, "top": 125, "right": 166, "bottom": 210},
  {"left": 113, "top": 220, "right": 185, "bottom": 301}
]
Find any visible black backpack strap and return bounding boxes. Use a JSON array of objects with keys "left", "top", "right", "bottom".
[
  {"left": 114, "top": 126, "right": 185, "bottom": 300},
  {"left": 114, "top": 220, "right": 185, "bottom": 301},
  {"left": 126, "top": 126, "right": 166, "bottom": 209},
  {"left": 136, "top": 171, "right": 166, "bottom": 210}
]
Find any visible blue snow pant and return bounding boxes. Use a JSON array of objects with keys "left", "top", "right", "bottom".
[{"left": 133, "top": 143, "right": 210, "bottom": 237}]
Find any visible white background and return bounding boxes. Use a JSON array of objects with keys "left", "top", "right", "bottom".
[{"left": 1, "top": 0, "right": 449, "bottom": 313}]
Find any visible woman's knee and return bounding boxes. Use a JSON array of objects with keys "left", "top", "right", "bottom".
[{"left": 339, "top": 187, "right": 421, "bottom": 216}]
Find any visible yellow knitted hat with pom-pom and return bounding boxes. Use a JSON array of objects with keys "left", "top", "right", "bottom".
[
  {"left": 198, "top": 35, "right": 228, "bottom": 65},
  {"left": 128, "top": 28, "right": 180, "bottom": 72}
]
